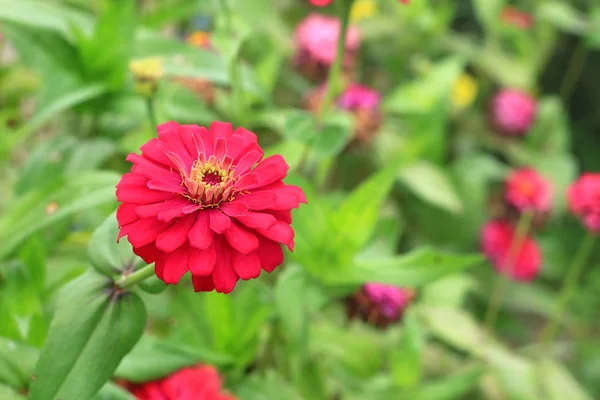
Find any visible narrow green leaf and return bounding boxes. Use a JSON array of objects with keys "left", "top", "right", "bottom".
[
  {"left": 537, "top": 359, "right": 593, "bottom": 400},
  {"left": 538, "top": 2, "right": 588, "bottom": 34},
  {"left": 408, "top": 367, "right": 484, "bottom": 400},
  {"left": 0, "top": 338, "right": 39, "bottom": 390},
  {"left": 398, "top": 161, "right": 463, "bottom": 213},
  {"left": 320, "top": 248, "right": 483, "bottom": 287},
  {"left": 0, "top": 383, "right": 27, "bottom": 400},
  {"left": 392, "top": 312, "right": 424, "bottom": 388},
  {"left": 29, "top": 271, "right": 146, "bottom": 400}
]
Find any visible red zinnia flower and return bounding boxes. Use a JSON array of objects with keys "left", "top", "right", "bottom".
[
  {"left": 505, "top": 168, "right": 552, "bottom": 213},
  {"left": 125, "top": 364, "right": 236, "bottom": 400},
  {"left": 481, "top": 220, "right": 542, "bottom": 281},
  {"left": 116, "top": 121, "right": 307, "bottom": 293},
  {"left": 567, "top": 173, "right": 600, "bottom": 233}
]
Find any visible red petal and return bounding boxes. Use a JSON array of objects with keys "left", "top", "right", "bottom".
[
  {"left": 116, "top": 184, "right": 173, "bottom": 205},
  {"left": 225, "top": 221, "right": 259, "bottom": 254},
  {"left": 219, "top": 201, "right": 249, "bottom": 217},
  {"left": 236, "top": 212, "right": 277, "bottom": 230},
  {"left": 189, "top": 211, "right": 213, "bottom": 250},
  {"left": 209, "top": 121, "right": 234, "bottom": 141},
  {"left": 134, "top": 198, "right": 190, "bottom": 220},
  {"left": 234, "top": 150, "right": 262, "bottom": 176},
  {"left": 132, "top": 242, "right": 159, "bottom": 264},
  {"left": 160, "top": 245, "right": 190, "bottom": 284},
  {"left": 270, "top": 209, "right": 292, "bottom": 224},
  {"left": 213, "top": 137, "right": 227, "bottom": 160},
  {"left": 234, "top": 173, "right": 259, "bottom": 191},
  {"left": 246, "top": 155, "right": 289, "bottom": 189},
  {"left": 180, "top": 124, "right": 206, "bottom": 159},
  {"left": 209, "top": 209, "right": 231, "bottom": 234},
  {"left": 117, "top": 172, "right": 148, "bottom": 187},
  {"left": 192, "top": 274, "right": 215, "bottom": 292},
  {"left": 126, "top": 153, "right": 173, "bottom": 179},
  {"left": 140, "top": 138, "right": 172, "bottom": 167},
  {"left": 117, "top": 203, "right": 138, "bottom": 226},
  {"left": 256, "top": 221, "right": 294, "bottom": 251},
  {"left": 189, "top": 246, "right": 216, "bottom": 276},
  {"left": 155, "top": 214, "right": 196, "bottom": 252},
  {"left": 212, "top": 237, "right": 238, "bottom": 293},
  {"left": 238, "top": 191, "right": 277, "bottom": 210},
  {"left": 119, "top": 218, "right": 171, "bottom": 248},
  {"left": 256, "top": 238, "right": 283, "bottom": 273},
  {"left": 157, "top": 121, "right": 193, "bottom": 166},
  {"left": 232, "top": 251, "right": 261, "bottom": 280},
  {"left": 147, "top": 179, "right": 186, "bottom": 194}
]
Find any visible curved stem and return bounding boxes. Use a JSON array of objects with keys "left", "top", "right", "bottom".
[
  {"left": 315, "top": 0, "right": 355, "bottom": 125},
  {"left": 539, "top": 232, "right": 596, "bottom": 350},
  {"left": 145, "top": 97, "right": 158, "bottom": 128},
  {"left": 116, "top": 264, "right": 156, "bottom": 290},
  {"left": 483, "top": 210, "right": 535, "bottom": 334},
  {"left": 220, "top": 0, "right": 246, "bottom": 125}
]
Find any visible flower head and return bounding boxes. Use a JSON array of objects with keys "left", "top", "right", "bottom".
[
  {"left": 337, "top": 83, "right": 381, "bottom": 111},
  {"left": 125, "top": 364, "right": 235, "bottom": 400},
  {"left": 116, "top": 121, "right": 307, "bottom": 293},
  {"left": 505, "top": 168, "right": 552, "bottom": 213},
  {"left": 295, "top": 14, "right": 360, "bottom": 66},
  {"left": 481, "top": 220, "right": 542, "bottom": 281},
  {"left": 567, "top": 173, "right": 600, "bottom": 233},
  {"left": 187, "top": 31, "right": 211, "bottom": 49},
  {"left": 129, "top": 58, "right": 163, "bottom": 81},
  {"left": 490, "top": 89, "right": 537, "bottom": 136},
  {"left": 310, "top": 0, "right": 332, "bottom": 5},
  {"left": 363, "top": 283, "right": 414, "bottom": 320},
  {"left": 501, "top": 6, "right": 534, "bottom": 30},
  {"left": 351, "top": 0, "right": 378, "bottom": 22},
  {"left": 451, "top": 73, "right": 478, "bottom": 110}
]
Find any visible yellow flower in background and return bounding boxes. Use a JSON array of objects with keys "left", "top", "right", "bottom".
[
  {"left": 129, "top": 57, "right": 163, "bottom": 80},
  {"left": 187, "top": 31, "right": 211, "bottom": 48},
  {"left": 451, "top": 73, "right": 478, "bottom": 110},
  {"left": 351, "top": 0, "right": 378, "bottom": 23}
]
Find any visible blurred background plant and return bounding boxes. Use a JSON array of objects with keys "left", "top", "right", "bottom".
[{"left": 1, "top": 0, "right": 600, "bottom": 399}]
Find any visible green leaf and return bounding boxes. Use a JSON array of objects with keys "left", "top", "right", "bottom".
[
  {"left": 310, "top": 116, "right": 353, "bottom": 157},
  {"left": 238, "top": 372, "right": 304, "bottom": 400},
  {"left": 137, "top": 275, "right": 167, "bottom": 294},
  {"left": 421, "top": 275, "right": 475, "bottom": 309},
  {"left": 0, "top": 171, "right": 119, "bottom": 261},
  {"left": 472, "top": 0, "right": 505, "bottom": 33},
  {"left": 88, "top": 211, "right": 141, "bottom": 276},
  {"left": 398, "top": 161, "right": 463, "bottom": 213},
  {"left": 93, "top": 382, "right": 136, "bottom": 400},
  {"left": 537, "top": 2, "right": 588, "bottom": 34},
  {"left": 0, "top": 338, "right": 39, "bottom": 389},
  {"left": 408, "top": 367, "right": 484, "bottom": 400},
  {"left": 392, "top": 312, "right": 424, "bottom": 388},
  {"left": 0, "top": 383, "right": 27, "bottom": 400},
  {"left": 65, "top": 139, "right": 117, "bottom": 175},
  {"left": 334, "top": 161, "right": 399, "bottom": 253},
  {"left": 283, "top": 110, "right": 318, "bottom": 142},
  {"left": 29, "top": 271, "right": 146, "bottom": 400},
  {"left": 115, "top": 335, "right": 198, "bottom": 383},
  {"left": 537, "top": 359, "right": 593, "bottom": 400},
  {"left": 320, "top": 248, "right": 483, "bottom": 287}
]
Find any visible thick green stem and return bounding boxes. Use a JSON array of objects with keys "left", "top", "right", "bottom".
[
  {"left": 539, "top": 232, "right": 596, "bottom": 350},
  {"left": 145, "top": 97, "right": 158, "bottom": 128},
  {"left": 484, "top": 210, "right": 535, "bottom": 334},
  {"left": 116, "top": 264, "right": 156, "bottom": 290},
  {"left": 315, "top": 0, "right": 355, "bottom": 125}
]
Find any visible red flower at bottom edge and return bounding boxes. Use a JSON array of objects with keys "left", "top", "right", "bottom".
[
  {"left": 481, "top": 220, "right": 542, "bottom": 281},
  {"left": 126, "top": 365, "right": 236, "bottom": 400},
  {"left": 116, "top": 121, "right": 307, "bottom": 293}
]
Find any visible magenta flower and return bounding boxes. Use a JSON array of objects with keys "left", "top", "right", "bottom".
[
  {"left": 505, "top": 168, "right": 552, "bottom": 213},
  {"left": 363, "top": 283, "right": 413, "bottom": 320},
  {"left": 567, "top": 173, "right": 600, "bottom": 233},
  {"left": 337, "top": 84, "right": 381, "bottom": 111},
  {"left": 490, "top": 89, "right": 537, "bottom": 136}
]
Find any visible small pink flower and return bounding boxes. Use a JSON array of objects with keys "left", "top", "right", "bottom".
[
  {"left": 310, "top": 0, "right": 332, "bottom": 5},
  {"left": 505, "top": 168, "right": 552, "bottom": 213},
  {"left": 337, "top": 84, "right": 381, "bottom": 111},
  {"left": 363, "top": 283, "right": 413, "bottom": 320},
  {"left": 295, "top": 14, "right": 360, "bottom": 66},
  {"left": 482, "top": 220, "right": 542, "bottom": 281},
  {"left": 501, "top": 6, "right": 534, "bottom": 30},
  {"left": 567, "top": 173, "right": 600, "bottom": 233},
  {"left": 490, "top": 89, "right": 537, "bottom": 136}
]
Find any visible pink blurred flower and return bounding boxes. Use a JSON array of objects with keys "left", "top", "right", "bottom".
[
  {"left": 310, "top": 0, "right": 409, "bottom": 5},
  {"left": 567, "top": 173, "right": 600, "bottom": 233},
  {"left": 295, "top": 13, "right": 360, "bottom": 66},
  {"left": 490, "top": 89, "right": 537, "bottom": 136},
  {"left": 505, "top": 168, "right": 552, "bottom": 213},
  {"left": 501, "top": 6, "right": 534, "bottom": 30},
  {"left": 337, "top": 83, "right": 381, "bottom": 111},
  {"left": 363, "top": 283, "right": 413, "bottom": 320},
  {"left": 482, "top": 220, "right": 542, "bottom": 281}
]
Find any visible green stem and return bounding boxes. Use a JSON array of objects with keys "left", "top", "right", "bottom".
[
  {"left": 220, "top": 0, "right": 246, "bottom": 125},
  {"left": 315, "top": 0, "right": 355, "bottom": 125},
  {"left": 539, "top": 232, "right": 596, "bottom": 350},
  {"left": 116, "top": 264, "right": 156, "bottom": 290},
  {"left": 145, "top": 97, "right": 158, "bottom": 128},
  {"left": 483, "top": 209, "right": 535, "bottom": 334},
  {"left": 559, "top": 39, "right": 588, "bottom": 102}
]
